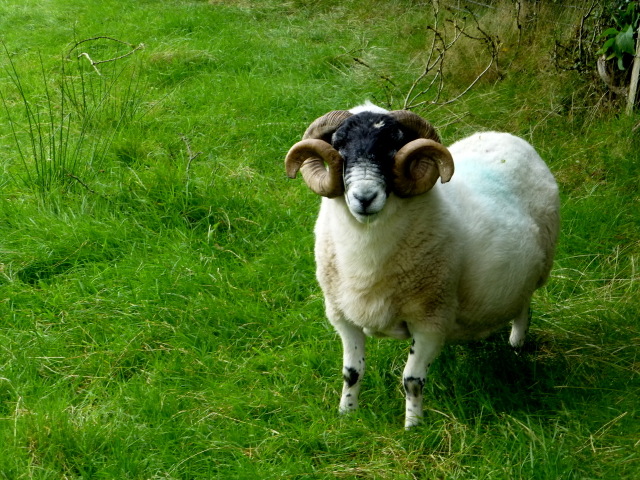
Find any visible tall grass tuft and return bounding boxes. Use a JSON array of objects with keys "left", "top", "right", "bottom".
[{"left": 0, "top": 42, "right": 145, "bottom": 202}]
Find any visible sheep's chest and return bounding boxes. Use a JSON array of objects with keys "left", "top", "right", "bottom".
[
  {"left": 313, "top": 196, "right": 455, "bottom": 332},
  {"left": 337, "top": 257, "right": 399, "bottom": 330},
  {"left": 315, "top": 224, "right": 445, "bottom": 332},
  {"left": 324, "top": 248, "right": 400, "bottom": 330}
]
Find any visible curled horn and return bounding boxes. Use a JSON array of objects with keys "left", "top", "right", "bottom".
[
  {"left": 302, "top": 110, "right": 352, "bottom": 141},
  {"left": 284, "top": 110, "right": 352, "bottom": 198},
  {"left": 388, "top": 110, "right": 454, "bottom": 197},
  {"left": 388, "top": 110, "right": 441, "bottom": 143}
]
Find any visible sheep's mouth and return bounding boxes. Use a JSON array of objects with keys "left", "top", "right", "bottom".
[
  {"left": 347, "top": 198, "right": 385, "bottom": 224},
  {"left": 345, "top": 180, "right": 388, "bottom": 223},
  {"left": 350, "top": 210, "right": 380, "bottom": 224}
]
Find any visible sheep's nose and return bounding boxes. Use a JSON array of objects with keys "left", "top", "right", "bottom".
[
  {"left": 346, "top": 181, "right": 387, "bottom": 221},
  {"left": 353, "top": 190, "right": 379, "bottom": 210}
]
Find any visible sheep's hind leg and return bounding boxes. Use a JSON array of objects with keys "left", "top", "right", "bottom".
[
  {"left": 403, "top": 330, "right": 444, "bottom": 429},
  {"left": 509, "top": 302, "right": 532, "bottom": 349},
  {"left": 332, "top": 320, "right": 366, "bottom": 414}
]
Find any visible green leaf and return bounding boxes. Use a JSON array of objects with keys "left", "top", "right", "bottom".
[
  {"left": 603, "top": 37, "right": 616, "bottom": 49},
  {"left": 600, "top": 27, "right": 620, "bottom": 38},
  {"left": 615, "top": 24, "right": 636, "bottom": 56},
  {"left": 624, "top": 2, "right": 638, "bottom": 22},
  {"left": 599, "top": 37, "right": 616, "bottom": 55}
]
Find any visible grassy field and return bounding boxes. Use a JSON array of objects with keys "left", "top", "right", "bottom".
[{"left": 1, "top": 0, "right": 638, "bottom": 478}]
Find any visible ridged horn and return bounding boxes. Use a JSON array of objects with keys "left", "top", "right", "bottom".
[
  {"left": 284, "top": 110, "right": 353, "bottom": 197},
  {"left": 285, "top": 139, "right": 345, "bottom": 198},
  {"left": 388, "top": 110, "right": 441, "bottom": 143},
  {"left": 388, "top": 110, "right": 453, "bottom": 197},
  {"left": 302, "top": 110, "right": 353, "bottom": 141},
  {"left": 393, "top": 138, "right": 454, "bottom": 197}
]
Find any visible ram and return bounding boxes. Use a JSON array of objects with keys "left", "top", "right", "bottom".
[{"left": 285, "top": 103, "right": 560, "bottom": 428}]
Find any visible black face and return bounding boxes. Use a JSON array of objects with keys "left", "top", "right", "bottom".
[
  {"left": 329, "top": 112, "right": 420, "bottom": 222},
  {"left": 331, "top": 112, "right": 417, "bottom": 189}
]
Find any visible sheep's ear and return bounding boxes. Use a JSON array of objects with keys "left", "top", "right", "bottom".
[{"left": 393, "top": 139, "right": 454, "bottom": 197}]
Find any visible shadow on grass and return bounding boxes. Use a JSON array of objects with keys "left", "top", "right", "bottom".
[
  {"left": 420, "top": 320, "right": 636, "bottom": 426},
  {"left": 432, "top": 331, "right": 565, "bottom": 416}
]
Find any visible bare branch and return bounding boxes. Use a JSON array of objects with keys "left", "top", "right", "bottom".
[
  {"left": 67, "top": 172, "right": 96, "bottom": 194},
  {"left": 67, "top": 36, "right": 137, "bottom": 56},
  {"left": 402, "top": 1, "right": 498, "bottom": 110},
  {"left": 67, "top": 36, "right": 145, "bottom": 75},
  {"left": 77, "top": 52, "right": 102, "bottom": 75},
  {"left": 181, "top": 135, "right": 203, "bottom": 175},
  {"left": 66, "top": 172, "right": 113, "bottom": 203},
  {"left": 352, "top": 57, "right": 397, "bottom": 87},
  {"left": 432, "top": 52, "right": 496, "bottom": 107},
  {"left": 333, "top": 1, "right": 497, "bottom": 111},
  {"left": 91, "top": 43, "right": 145, "bottom": 66}
]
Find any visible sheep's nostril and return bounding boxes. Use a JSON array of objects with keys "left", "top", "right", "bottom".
[{"left": 353, "top": 191, "right": 378, "bottom": 210}]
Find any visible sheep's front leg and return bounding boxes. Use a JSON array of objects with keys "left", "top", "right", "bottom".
[
  {"left": 403, "top": 331, "right": 444, "bottom": 429},
  {"left": 509, "top": 301, "right": 532, "bottom": 349},
  {"left": 332, "top": 320, "right": 366, "bottom": 414}
]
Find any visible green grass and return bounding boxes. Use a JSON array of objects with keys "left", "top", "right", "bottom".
[{"left": 1, "top": 0, "right": 638, "bottom": 478}]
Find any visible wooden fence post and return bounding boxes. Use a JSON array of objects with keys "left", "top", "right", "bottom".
[{"left": 626, "top": 24, "right": 640, "bottom": 115}]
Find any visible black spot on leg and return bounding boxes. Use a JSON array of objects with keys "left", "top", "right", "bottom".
[
  {"left": 403, "top": 376, "right": 425, "bottom": 398},
  {"left": 343, "top": 367, "right": 360, "bottom": 388}
]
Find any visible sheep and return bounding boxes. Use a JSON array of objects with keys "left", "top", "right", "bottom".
[{"left": 284, "top": 103, "right": 560, "bottom": 429}]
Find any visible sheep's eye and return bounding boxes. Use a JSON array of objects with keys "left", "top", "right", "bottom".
[
  {"left": 332, "top": 126, "right": 350, "bottom": 143},
  {"left": 391, "top": 129, "right": 404, "bottom": 142}
]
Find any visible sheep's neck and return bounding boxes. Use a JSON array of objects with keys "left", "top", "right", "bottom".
[{"left": 333, "top": 194, "right": 444, "bottom": 276}]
